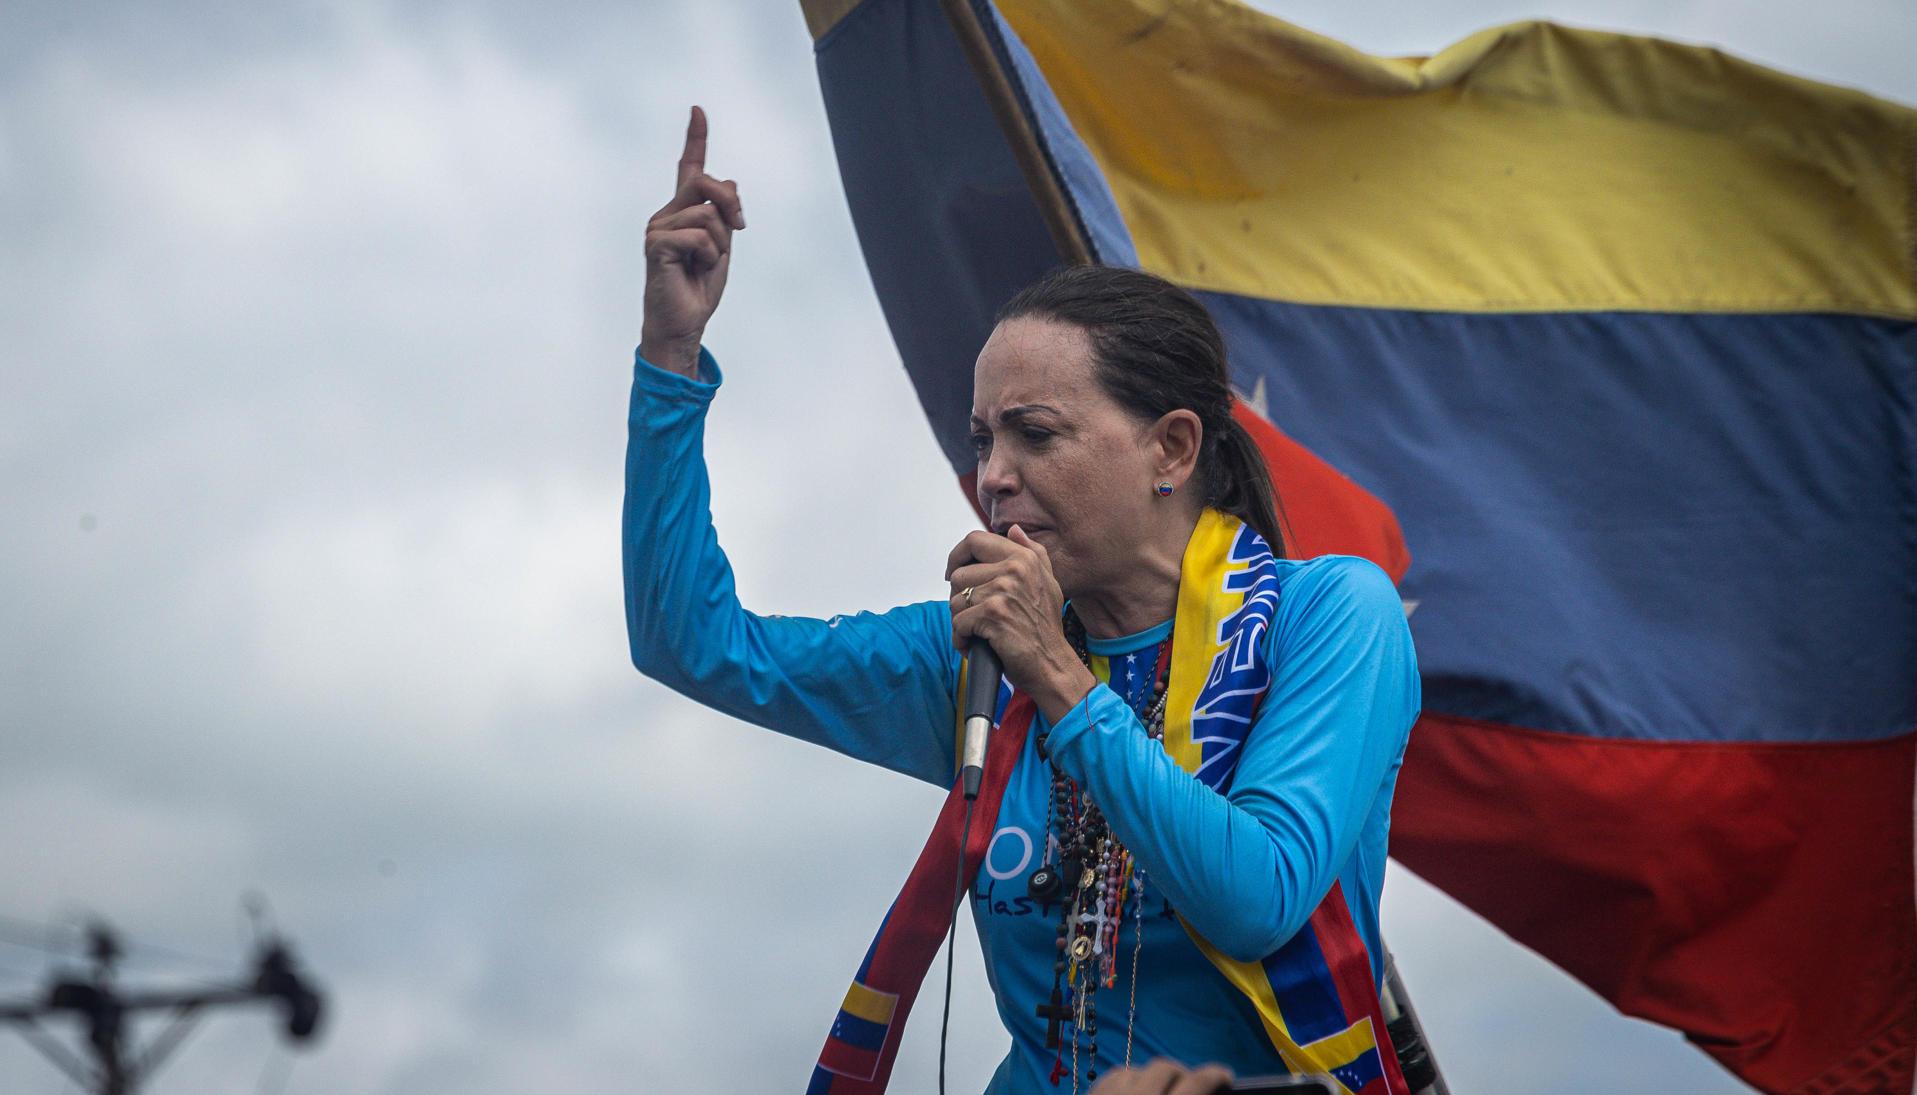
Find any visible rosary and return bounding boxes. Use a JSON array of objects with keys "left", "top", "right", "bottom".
[{"left": 1027, "top": 611, "right": 1172, "bottom": 1092}]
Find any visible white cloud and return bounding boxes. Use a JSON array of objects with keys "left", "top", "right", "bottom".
[
  {"left": 0, "top": 776, "right": 255, "bottom": 924},
  {"left": 230, "top": 474, "right": 628, "bottom": 736}
]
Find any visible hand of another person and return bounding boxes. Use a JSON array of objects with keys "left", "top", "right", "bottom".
[
  {"left": 640, "top": 105, "right": 746, "bottom": 379},
  {"left": 947, "top": 525, "right": 1095, "bottom": 722},
  {"left": 1089, "top": 1059, "right": 1236, "bottom": 1095}
]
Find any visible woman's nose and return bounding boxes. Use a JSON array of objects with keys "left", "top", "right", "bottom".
[{"left": 977, "top": 447, "right": 1019, "bottom": 498}]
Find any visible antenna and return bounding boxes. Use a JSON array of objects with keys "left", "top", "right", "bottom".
[{"left": 0, "top": 909, "right": 326, "bottom": 1095}]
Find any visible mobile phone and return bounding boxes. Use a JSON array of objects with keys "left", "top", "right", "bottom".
[{"left": 1228, "top": 1075, "right": 1336, "bottom": 1094}]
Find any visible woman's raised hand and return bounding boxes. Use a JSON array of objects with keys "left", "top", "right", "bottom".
[{"left": 640, "top": 106, "right": 746, "bottom": 379}]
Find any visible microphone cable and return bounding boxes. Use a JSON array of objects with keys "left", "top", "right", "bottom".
[
  {"left": 938, "top": 793, "right": 978, "bottom": 1095},
  {"left": 944, "top": 639, "right": 1000, "bottom": 1094}
]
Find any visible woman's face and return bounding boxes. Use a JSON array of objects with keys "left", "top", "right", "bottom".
[{"left": 969, "top": 316, "right": 1163, "bottom": 597}]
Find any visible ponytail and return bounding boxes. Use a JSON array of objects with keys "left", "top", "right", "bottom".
[{"left": 1207, "top": 414, "right": 1290, "bottom": 559}]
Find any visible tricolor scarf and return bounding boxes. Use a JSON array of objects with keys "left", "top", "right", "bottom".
[{"left": 808, "top": 511, "right": 1407, "bottom": 1095}]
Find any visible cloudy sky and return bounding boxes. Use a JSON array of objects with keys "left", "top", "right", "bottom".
[{"left": 2, "top": 2, "right": 1911, "bottom": 1093}]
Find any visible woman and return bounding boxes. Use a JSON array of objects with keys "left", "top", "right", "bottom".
[{"left": 626, "top": 108, "right": 1419, "bottom": 1095}]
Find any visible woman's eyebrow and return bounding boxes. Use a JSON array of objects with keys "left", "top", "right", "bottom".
[{"left": 971, "top": 403, "right": 1064, "bottom": 428}]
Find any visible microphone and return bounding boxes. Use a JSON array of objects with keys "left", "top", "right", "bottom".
[{"left": 960, "top": 642, "right": 1002, "bottom": 799}]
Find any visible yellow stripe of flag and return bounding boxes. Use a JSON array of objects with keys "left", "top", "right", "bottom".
[
  {"left": 841, "top": 981, "right": 899, "bottom": 1027},
  {"left": 1184, "top": 926, "right": 1374, "bottom": 1095},
  {"left": 997, "top": 1, "right": 1917, "bottom": 319},
  {"left": 1163, "top": 510, "right": 1242, "bottom": 776}
]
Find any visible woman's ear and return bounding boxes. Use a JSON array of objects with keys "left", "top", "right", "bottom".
[{"left": 1151, "top": 409, "right": 1203, "bottom": 486}]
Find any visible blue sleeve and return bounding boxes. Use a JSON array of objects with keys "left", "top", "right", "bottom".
[
  {"left": 1043, "top": 556, "right": 1417, "bottom": 962},
  {"left": 622, "top": 346, "right": 961, "bottom": 786}
]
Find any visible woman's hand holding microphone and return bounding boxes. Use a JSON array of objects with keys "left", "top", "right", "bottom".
[
  {"left": 947, "top": 526, "right": 1097, "bottom": 725},
  {"left": 641, "top": 106, "right": 746, "bottom": 380}
]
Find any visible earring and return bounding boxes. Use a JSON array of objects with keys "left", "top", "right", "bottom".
[{"left": 1155, "top": 481, "right": 1175, "bottom": 497}]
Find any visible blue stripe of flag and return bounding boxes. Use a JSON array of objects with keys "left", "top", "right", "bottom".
[
  {"left": 830, "top": 1010, "right": 890, "bottom": 1052},
  {"left": 1330, "top": 1047, "right": 1385, "bottom": 1092},
  {"left": 1205, "top": 293, "right": 1917, "bottom": 744},
  {"left": 852, "top": 902, "right": 894, "bottom": 981},
  {"left": 1261, "top": 926, "right": 1348, "bottom": 1046}
]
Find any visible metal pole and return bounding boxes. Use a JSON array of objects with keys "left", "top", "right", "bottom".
[
  {"left": 1382, "top": 950, "right": 1449, "bottom": 1095},
  {"left": 937, "top": 0, "right": 1095, "bottom": 266}
]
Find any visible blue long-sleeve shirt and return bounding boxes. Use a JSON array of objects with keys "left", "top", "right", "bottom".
[{"left": 624, "top": 348, "right": 1419, "bottom": 1093}]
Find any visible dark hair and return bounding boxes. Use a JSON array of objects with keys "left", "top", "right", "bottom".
[{"left": 995, "top": 265, "right": 1288, "bottom": 556}]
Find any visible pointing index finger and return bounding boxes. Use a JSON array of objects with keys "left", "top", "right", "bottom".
[{"left": 677, "top": 105, "right": 708, "bottom": 190}]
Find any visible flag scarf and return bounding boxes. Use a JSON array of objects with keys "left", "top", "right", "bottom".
[
  {"left": 809, "top": 511, "right": 1406, "bottom": 1095},
  {"left": 803, "top": 2, "right": 1917, "bottom": 1092}
]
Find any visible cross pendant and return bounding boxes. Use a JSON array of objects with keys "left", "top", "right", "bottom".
[{"left": 1035, "top": 988, "right": 1071, "bottom": 1050}]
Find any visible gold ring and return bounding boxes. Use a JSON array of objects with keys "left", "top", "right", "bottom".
[{"left": 961, "top": 586, "right": 975, "bottom": 605}]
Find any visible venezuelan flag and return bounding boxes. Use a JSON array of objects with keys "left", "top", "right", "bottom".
[{"left": 802, "top": 2, "right": 1916, "bottom": 1093}]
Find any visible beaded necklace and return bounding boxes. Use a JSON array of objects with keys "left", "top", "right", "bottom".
[{"left": 1028, "top": 610, "right": 1173, "bottom": 1092}]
